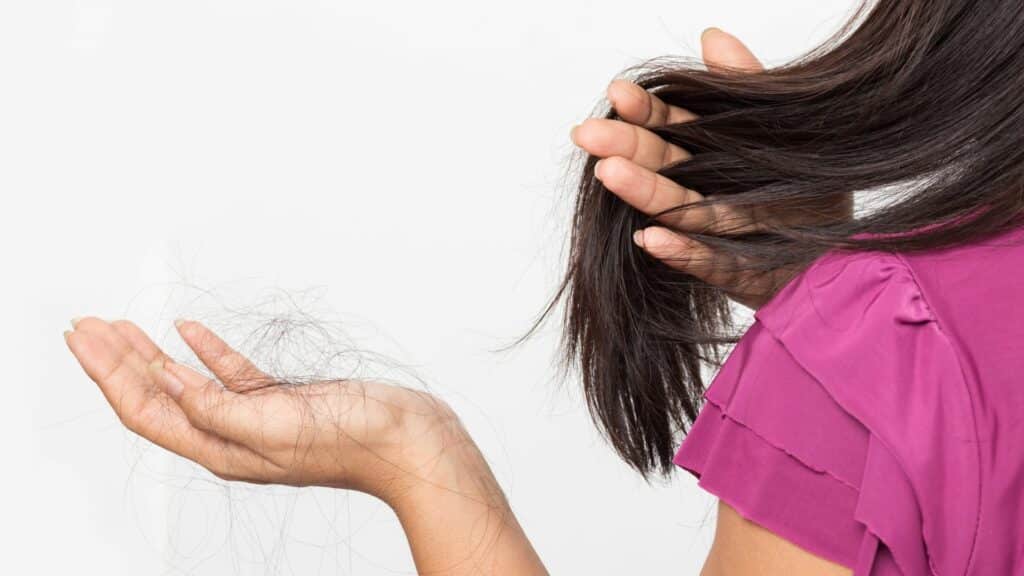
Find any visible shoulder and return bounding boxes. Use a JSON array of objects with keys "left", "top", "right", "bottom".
[
  {"left": 752, "top": 248, "right": 979, "bottom": 448},
  {"left": 675, "top": 248, "right": 983, "bottom": 576},
  {"left": 755, "top": 248, "right": 932, "bottom": 338}
]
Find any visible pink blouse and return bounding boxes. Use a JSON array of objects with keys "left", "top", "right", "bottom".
[{"left": 673, "top": 223, "right": 1024, "bottom": 575}]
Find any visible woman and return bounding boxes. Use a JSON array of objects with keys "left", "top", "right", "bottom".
[{"left": 64, "top": 2, "right": 1024, "bottom": 574}]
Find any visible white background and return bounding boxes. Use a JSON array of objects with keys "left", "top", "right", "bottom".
[{"left": 3, "top": 1, "right": 857, "bottom": 574}]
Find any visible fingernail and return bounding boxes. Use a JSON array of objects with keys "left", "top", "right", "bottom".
[
  {"left": 570, "top": 124, "right": 578, "bottom": 141},
  {"left": 594, "top": 158, "right": 604, "bottom": 178},
  {"left": 702, "top": 27, "right": 724, "bottom": 41},
  {"left": 174, "top": 318, "right": 186, "bottom": 329},
  {"left": 149, "top": 359, "right": 184, "bottom": 400},
  {"left": 633, "top": 229, "right": 645, "bottom": 247},
  {"left": 63, "top": 330, "right": 72, "bottom": 342},
  {"left": 71, "top": 317, "right": 82, "bottom": 328}
]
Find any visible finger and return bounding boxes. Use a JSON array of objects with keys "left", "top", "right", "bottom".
[
  {"left": 606, "top": 79, "right": 699, "bottom": 128},
  {"left": 572, "top": 118, "right": 691, "bottom": 170},
  {"left": 65, "top": 318, "right": 268, "bottom": 480},
  {"left": 174, "top": 319, "right": 273, "bottom": 393},
  {"left": 634, "top": 227, "right": 779, "bottom": 309},
  {"left": 112, "top": 319, "right": 169, "bottom": 364},
  {"left": 593, "top": 156, "right": 720, "bottom": 230},
  {"left": 157, "top": 358, "right": 267, "bottom": 448},
  {"left": 595, "top": 156, "right": 760, "bottom": 234},
  {"left": 634, "top": 227, "right": 742, "bottom": 290},
  {"left": 701, "top": 28, "right": 764, "bottom": 73},
  {"left": 67, "top": 317, "right": 159, "bottom": 422}
]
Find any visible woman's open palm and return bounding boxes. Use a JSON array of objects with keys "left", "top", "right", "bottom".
[
  {"left": 63, "top": 317, "right": 460, "bottom": 502},
  {"left": 571, "top": 28, "right": 853, "bottom": 309}
]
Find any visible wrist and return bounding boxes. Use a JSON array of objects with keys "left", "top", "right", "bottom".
[
  {"left": 381, "top": 406, "right": 508, "bottom": 514},
  {"left": 382, "top": 419, "right": 546, "bottom": 575},
  {"left": 363, "top": 391, "right": 546, "bottom": 574}
]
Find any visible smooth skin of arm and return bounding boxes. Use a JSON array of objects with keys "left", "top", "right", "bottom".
[
  {"left": 63, "top": 28, "right": 854, "bottom": 576},
  {"left": 704, "top": 501, "right": 853, "bottom": 576}
]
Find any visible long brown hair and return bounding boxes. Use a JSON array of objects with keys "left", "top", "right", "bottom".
[{"left": 519, "top": 0, "right": 1024, "bottom": 480}]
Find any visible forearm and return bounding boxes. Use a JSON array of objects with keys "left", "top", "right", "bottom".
[{"left": 385, "top": 430, "right": 548, "bottom": 575}]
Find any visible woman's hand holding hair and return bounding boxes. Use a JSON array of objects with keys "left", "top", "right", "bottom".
[
  {"left": 64, "top": 316, "right": 548, "bottom": 574},
  {"left": 570, "top": 28, "right": 853, "bottom": 310}
]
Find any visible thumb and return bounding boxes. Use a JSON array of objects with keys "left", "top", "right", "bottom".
[{"left": 701, "top": 27, "right": 763, "bottom": 73}]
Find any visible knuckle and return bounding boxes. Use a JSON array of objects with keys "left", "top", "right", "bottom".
[{"left": 641, "top": 178, "right": 661, "bottom": 213}]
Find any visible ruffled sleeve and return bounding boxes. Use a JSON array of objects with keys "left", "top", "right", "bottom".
[{"left": 673, "top": 250, "right": 982, "bottom": 576}]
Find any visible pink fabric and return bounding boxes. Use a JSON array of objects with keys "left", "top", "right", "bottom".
[{"left": 673, "top": 223, "right": 1024, "bottom": 575}]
